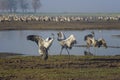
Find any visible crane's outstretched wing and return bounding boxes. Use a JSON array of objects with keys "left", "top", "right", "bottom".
[{"left": 27, "top": 35, "right": 44, "bottom": 45}]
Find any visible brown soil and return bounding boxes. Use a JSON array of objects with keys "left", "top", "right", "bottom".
[
  {"left": 0, "top": 55, "right": 120, "bottom": 70},
  {"left": 0, "top": 55, "right": 120, "bottom": 80},
  {"left": 0, "top": 21, "right": 120, "bottom": 30}
]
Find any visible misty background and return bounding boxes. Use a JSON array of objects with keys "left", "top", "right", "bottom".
[
  {"left": 0, "top": 0, "right": 120, "bottom": 13},
  {"left": 0, "top": 0, "right": 41, "bottom": 13}
]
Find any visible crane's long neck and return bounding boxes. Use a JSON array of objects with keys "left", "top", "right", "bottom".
[
  {"left": 92, "top": 32, "right": 95, "bottom": 37},
  {"left": 57, "top": 32, "right": 66, "bottom": 41},
  {"left": 44, "top": 35, "right": 54, "bottom": 49}
]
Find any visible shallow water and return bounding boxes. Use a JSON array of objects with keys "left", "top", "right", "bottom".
[{"left": 0, "top": 30, "right": 120, "bottom": 56}]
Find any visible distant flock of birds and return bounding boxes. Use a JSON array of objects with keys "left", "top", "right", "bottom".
[
  {"left": 0, "top": 14, "right": 120, "bottom": 22},
  {"left": 27, "top": 31, "right": 107, "bottom": 60}
]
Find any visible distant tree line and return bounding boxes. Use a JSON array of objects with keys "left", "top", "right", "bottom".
[{"left": 0, "top": 0, "right": 41, "bottom": 13}]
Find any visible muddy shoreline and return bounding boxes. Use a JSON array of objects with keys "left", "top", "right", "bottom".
[
  {"left": 0, "top": 21, "right": 120, "bottom": 30},
  {"left": 0, "top": 55, "right": 120, "bottom": 80}
]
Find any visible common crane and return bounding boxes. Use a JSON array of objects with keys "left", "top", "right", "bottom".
[
  {"left": 27, "top": 33, "right": 54, "bottom": 60},
  {"left": 57, "top": 32, "right": 77, "bottom": 56}
]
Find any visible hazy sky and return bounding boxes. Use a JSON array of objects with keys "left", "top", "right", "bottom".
[{"left": 40, "top": 0, "right": 120, "bottom": 13}]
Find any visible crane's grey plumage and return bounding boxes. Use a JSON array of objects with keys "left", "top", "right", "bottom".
[
  {"left": 57, "top": 32, "right": 77, "bottom": 56},
  {"left": 84, "top": 31, "right": 94, "bottom": 41},
  {"left": 27, "top": 34, "right": 54, "bottom": 60},
  {"left": 95, "top": 38, "right": 107, "bottom": 48},
  {"left": 84, "top": 32, "right": 107, "bottom": 53}
]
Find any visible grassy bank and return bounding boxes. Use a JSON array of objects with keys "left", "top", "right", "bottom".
[{"left": 0, "top": 55, "right": 120, "bottom": 80}]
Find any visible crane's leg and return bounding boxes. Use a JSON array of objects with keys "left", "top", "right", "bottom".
[
  {"left": 88, "top": 47, "right": 90, "bottom": 53},
  {"left": 66, "top": 48, "right": 70, "bottom": 59},
  {"left": 86, "top": 43, "right": 90, "bottom": 54},
  {"left": 66, "top": 48, "right": 70, "bottom": 55},
  {"left": 60, "top": 47, "right": 63, "bottom": 55}
]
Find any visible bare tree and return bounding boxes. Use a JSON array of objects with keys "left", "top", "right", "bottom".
[
  {"left": 0, "top": 0, "right": 42, "bottom": 13},
  {"left": 0, "top": 0, "right": 9, "bottom": 12},
  {"left": 19, "top": 0, "right": 29, "bottom": 13},
  {"left": 32, "top": 0, "right": 41, "bottom": 13},
  {"left": 8, "top": 0, "right": 18, "bottom": 13}
]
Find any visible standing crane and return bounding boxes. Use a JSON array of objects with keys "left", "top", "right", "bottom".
[
  {"left": 57, "top": 32, "right": 77, "bottom": 56},
  {"left": 27, "top": 33, "right": 54, "bottom": 60}
]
